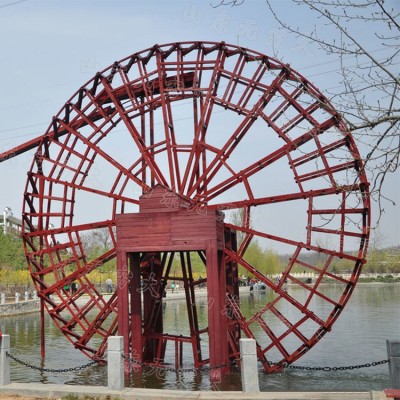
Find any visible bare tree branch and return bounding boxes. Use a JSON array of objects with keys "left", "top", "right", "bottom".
[
  {"left": 216, "top": 0, "right": 399, "bottom": 223},
  {"left": 210, "top": 0, "right": 244, "bottom": 8},
  {"left": 221, "top": 0, "right": 400, "bottom": 222}
]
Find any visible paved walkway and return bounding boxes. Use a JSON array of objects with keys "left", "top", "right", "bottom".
[{"left": 0, "top": 383, "right": 387, "bottom": 400}]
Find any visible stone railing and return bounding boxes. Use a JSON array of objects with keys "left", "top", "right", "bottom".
[{"left": 0, "top": 291, "right": 40, "bottom": 316}]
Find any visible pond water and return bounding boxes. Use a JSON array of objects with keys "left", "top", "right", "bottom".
[{"left": 1, "top": 283, "right": 399, "bottom": 392}]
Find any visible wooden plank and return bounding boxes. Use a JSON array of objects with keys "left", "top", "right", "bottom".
[{"left": 116, "top": 190, "right": 225, "bottom": 253}]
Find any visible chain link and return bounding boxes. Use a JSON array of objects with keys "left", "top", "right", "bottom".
[
  {"left": 6, "top": 351, "right": 99, "bottom": 373},
  {"left": 123, "top": 354, "right": 388, "bottom": 374},
  {"left": 265, "top": 359, "right": 389, "bottom": 372},
  {"left": 7, "top": 350, "right": 388, "bottom": 375},
  {"left": 123, "top": 353, "right": 239, "bottom": 374}
]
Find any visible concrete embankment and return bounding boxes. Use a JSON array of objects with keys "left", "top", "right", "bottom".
[
  {"left": 0, "top": 300, "right": 40, "bottom": 317},
  {"left": 0, "top": 382, "right": 387, "bottom": 400}
]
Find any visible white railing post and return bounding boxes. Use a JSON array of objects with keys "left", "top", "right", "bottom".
[
  {"left": 240, "top": 338, "right": 260, "bottom": 393},
  {"left": 107, "top": 335, "right": 124, "bottom": 391},
  {"left": 387, "top": 340, "right": 400, "bottom": 389},
  {"left": 14, "top": 293, "right": 19, "bottom": 304},
  {"left": 0, "top": 293, "right": 5, "bottom": 305},
  {"left": 24, "top": 291, "right": 29, "bottom": 302},
  {"left": 0, "top": 334, "right": 10, "bottom": 385}
]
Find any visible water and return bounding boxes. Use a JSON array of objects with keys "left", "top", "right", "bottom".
[{"left": 1, "top": 283, "right": 399, "bottom": 391}]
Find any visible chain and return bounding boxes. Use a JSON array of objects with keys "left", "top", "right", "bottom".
[
  {"left": 123, "top": 354, "right": 389, "bottom": 374},
  {"left": 8, "top": 350, "right": 386, "bottom": 375},
  {"left": 123, "top": 353, "right": 239, "bottom": 374},
  {"left": 265, "top": 359, "right": 389, "bottom": 372},
  {"left": 6, "top": 351, "right": 99, "bottom": 373},
  {"left": 122, "top": 353, "right": 389, "bottom": 374}
]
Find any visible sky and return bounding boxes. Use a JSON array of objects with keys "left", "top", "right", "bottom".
[{"left": 0, "top": 0, "right": 399, "bottom": 251}]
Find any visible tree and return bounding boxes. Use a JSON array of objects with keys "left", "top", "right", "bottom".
[
  {"left": 81, "top": 228, "right": 113, "bottom": 256},
  {"left": 242, "top": 241, "right": 281, "bottom": 276},
  {"left": 230, "top": 209, "right": 281, "bottom": 275},
  {"left": 243, "top": 240, "right": 265, "bottom": 271},
  {"left": 0, "top": 231, "right": 26, "bottom": 270},
  {"left": 80, "top": 227, "right": 115, "bottom": 272},
  {"left": 213, "top": 0, "right": 399, "bottom": 223},
  {"left": 367, "top": 228, "right": 387, "bottom": 272},
  {"left": 263, "top": 248, "right": 281, "bottom": 275},
  {"left": 230, "top": 207, "right": 251, "bottom": 247}
]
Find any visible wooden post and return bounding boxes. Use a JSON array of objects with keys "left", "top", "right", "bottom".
[
  {"left": 387, "top": 340, "right": 400, "bottom": 389},
  {"left": 129, "top": 252, "right": 143, "bottom": 371},
  {"left": 40, "top": 297, "right": 45, "bottom": 358},
  {"left": 142, "top": 253, "right": 163, "bottom": 362},
  {"left": 206, "top": 240, "right": 228, "bottom": 381},
  {"left": 117, "top": 250, "right": 129, "bottom": 362}
]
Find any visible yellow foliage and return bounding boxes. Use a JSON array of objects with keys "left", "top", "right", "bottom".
[{"left": 0, "top": 269, "right": 32, "bottom": 286}]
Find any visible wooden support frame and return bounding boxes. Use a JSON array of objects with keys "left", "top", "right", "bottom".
[{"left": 116, "top": 185, "right": 229, "bottom": 377}]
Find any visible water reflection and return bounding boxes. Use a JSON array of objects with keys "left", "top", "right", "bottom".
[{"left": 1, "top": 283, "right": 398, "bottom": 391}]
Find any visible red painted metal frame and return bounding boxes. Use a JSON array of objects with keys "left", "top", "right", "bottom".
[{"left": 0, "top": 42, "right": 370, "bottom": 373}]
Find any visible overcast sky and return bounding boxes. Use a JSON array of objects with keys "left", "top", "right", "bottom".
[{"left": 0, "top": 0, "right": 398, "bottom": 250}]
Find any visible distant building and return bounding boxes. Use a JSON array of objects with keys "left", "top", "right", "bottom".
[{"left": 0, "top": 209, "right": 30, "bottom": 234}]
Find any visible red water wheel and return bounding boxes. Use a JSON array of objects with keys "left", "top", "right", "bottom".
[{"left": 22, "top": 41, "right": 370, "bottom": 371}]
